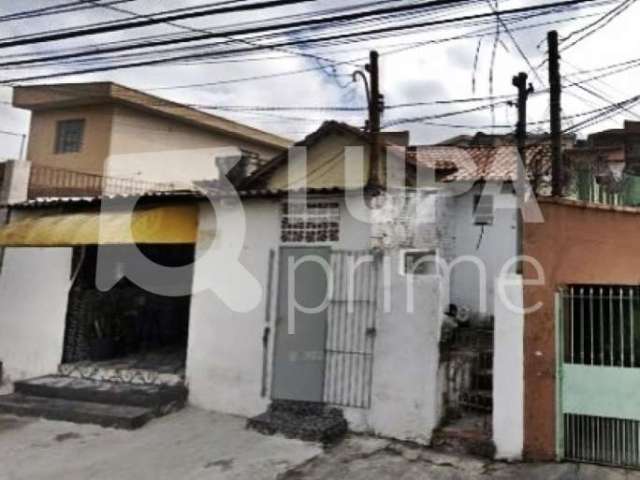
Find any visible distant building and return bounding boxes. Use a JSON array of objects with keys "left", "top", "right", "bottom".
[
  {"left": 438, "top": 131, "right": 576, "bottom": 149},
  {"left": 565, "top": 120, "right": 640, "bottom": 205}
]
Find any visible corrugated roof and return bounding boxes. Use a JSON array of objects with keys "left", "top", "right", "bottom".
[{"left": 8, "top": 187, "right": 350, "bottom": 209}]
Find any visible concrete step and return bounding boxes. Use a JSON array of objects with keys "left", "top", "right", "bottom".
[
  {"left": 0, "top": 393, "right": 153, "bottom": 429},
  {"left": 248, "top": 400, "right": 347, "bottom": 444},
  {"left": 14, "top": 375, "right": 187, "bottom": 413}
]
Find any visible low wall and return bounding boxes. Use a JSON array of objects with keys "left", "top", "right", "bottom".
[
  {"left": 493, "top": 274, "right": 524, "bottom": 460},
  {"left": 366, "top": 252, "right": 443, "bottom": 443},
  {"left": 0, "top": 247, "right": 72, "bottom": 382}
]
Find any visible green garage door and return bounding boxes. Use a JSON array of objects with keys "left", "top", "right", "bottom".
[{"left": 557, "top": 286, "right": 640, "bottom": 467}]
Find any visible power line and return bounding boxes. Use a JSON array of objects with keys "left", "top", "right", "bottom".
[
  {"left": 0, "top": 0, "right": 136, "bottom": 23},
  {"left": 0, "top": 0, "right": 482, "bottom": 64},
  {"left": 560, "top": 0, "right": 636, "bottom": 51},
  {"left": 484, "top": 0, "right": 546, "bottom": 87},
  {"left": 0, "top": 0, "right": 320, "bottom": 49},
  {"left": 132, "top": 9, "right": 609, "bottom": 92},
  {"left": 84, "top": 0, "right": 358, "bottom": 70},
  {"left": 0, "top": 0, "right": 610, "bottom": 84}
]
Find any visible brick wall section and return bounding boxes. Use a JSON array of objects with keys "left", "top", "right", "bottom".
[{"left": 523, "top": 199, "right": 640, "bottom": 460}]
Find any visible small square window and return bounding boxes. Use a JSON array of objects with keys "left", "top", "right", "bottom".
[
  {"left": 473, "top": 194, "right": 494, "bottom": 225},
  {"left": 404, "top": 250, "right": 437, "bottom": 275},
  {"left": 281, "top": 201, "right": 340, "bottom": 243},
  {"left": 55, "top": 119, "right": 85, "bottom": 154}
]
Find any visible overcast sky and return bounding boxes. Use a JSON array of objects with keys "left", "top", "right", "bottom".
[{"left": 0, "top": 0, "right": 638, "bottom": 160}]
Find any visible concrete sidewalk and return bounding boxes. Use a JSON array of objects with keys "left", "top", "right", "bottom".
[
  {"left": 1, "top": 408, "right": 639, "bottom": 479},
  {"left": 0, "top": 408, "right": 321, "bottom": 480},
  {"left": 283, "top": 436, "right": 640, "bottom": 480}
]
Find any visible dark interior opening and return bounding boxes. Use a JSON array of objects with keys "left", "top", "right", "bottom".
[{"left": 62, "top": 244, "right": 195, "bottom": 371}]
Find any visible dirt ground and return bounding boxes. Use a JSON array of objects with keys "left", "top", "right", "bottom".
[{"left": 1, "top": 409, "right": 639, "bottom": 480}]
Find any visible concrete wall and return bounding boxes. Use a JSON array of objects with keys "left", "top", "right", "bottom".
[
  {"left": 106, "top": 105, "right": 282, "bottom": 186},
  {"left": 267, "top": 132, "right": 371, "bottom": 190},
  {"left": 26, "top": 103, "right": 283, "bottom": 182},
  {"left": 187, "top": 196, "right": 372, "bottom": 416},
  {"left": 366, "top": 252, "right": 442, "bottom": 443},
  {"left": 523, "top": 199, "right": 640, "bottom": 460},
  {"left": 187, "top": 198, "right": 281, "bottom": 417},
  {"left": 27, "top": 105, "right": 114, "bottom": 175},
  {"left": 0, "top": 247, "right": 72, "bottom": 382},
  {"left": 449, "top": 183, "right": 517, "bottom": 315},
  {"left": 0, "top": 160, "right": 30, "bottom": 205},
  {"left": 493, "top": 274, "right": 524, "bottom": 460},
  {"left": 187, "top": 194, "right": 445, "bottom": 442}
]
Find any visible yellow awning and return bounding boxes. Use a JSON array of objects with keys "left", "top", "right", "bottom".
[{"left": 0, "top": 204, "right": 199, "bottom": 246}]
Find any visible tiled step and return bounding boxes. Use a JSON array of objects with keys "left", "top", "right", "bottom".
[
  {"left": 247, "top": 400, "right": 347, "bottom": 444},
  {"left": 14, "top": 375, "right": 187, "bottom": 413},
  {"left": 0, "top": 393, "right": 153, "bottom": 429},
  {"left": 58, "top": 364, "right": 184, "bottom": 387}
]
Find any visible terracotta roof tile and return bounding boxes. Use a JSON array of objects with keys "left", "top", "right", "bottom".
[{"left": 410, "top": 144, "right": 552, "bottom": 182}]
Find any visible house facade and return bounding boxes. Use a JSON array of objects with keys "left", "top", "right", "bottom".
[
  {"left": 12, "top": 82, "right": 291, "bottom": 196},
  {"left": 0, "top": 119, "right": 530, "bottom": 456},
  {"left": 11, "top": 110, "right": 637, "bottom": 465}
]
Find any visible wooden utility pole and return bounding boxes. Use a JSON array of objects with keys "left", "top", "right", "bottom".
[
  {"left": 548, "top": 30, "right": 563, "bottom": 197},
  {"left": 512, "top": 71, "right": 532, "bottom": 274},
  {"left": 366, "top": 50, "right": 384, "bottom": 189}
]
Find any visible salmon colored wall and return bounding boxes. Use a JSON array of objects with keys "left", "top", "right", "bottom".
[
  {"left": 27, "top": 105, "right": 114, "bottom": 175},
  {"left": 523, "top": 200, "right": 640, "bottom": 460},
  {"left": 26, "top": 104, "right": 284, "bottom": 179}
]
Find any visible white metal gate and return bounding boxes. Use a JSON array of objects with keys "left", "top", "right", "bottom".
[{"left": 323, "top": 250, "right": 379, "bottom": 409}]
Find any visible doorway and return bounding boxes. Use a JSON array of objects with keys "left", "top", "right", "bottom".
[
  {"left": 61, "top": 244, "right": 194, "bottom": 383},
  {"left": 271, "top": 247, "right": 330, "bottom": 402}
]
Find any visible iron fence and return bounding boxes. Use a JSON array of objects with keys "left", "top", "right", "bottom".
[{"left": 28, "top": 164, "right": 179, "bottom": 198}]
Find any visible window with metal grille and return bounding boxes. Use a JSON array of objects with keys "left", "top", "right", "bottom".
[
  {"left": 55, "top": 119, "right": 85, "bottom": 154},
  {"left": 473, "top": 194, "right": 494, "bottom": 225},
  {"left": 281, "top": 201, "right": 340, "bottom": 243},
  {"left": 562, "top": 285, "right": 640, "bottom": 368}
]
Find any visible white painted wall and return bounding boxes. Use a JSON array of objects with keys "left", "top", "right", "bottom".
[
  {"left": 365, "top": 251, "right": 442, "bottom": 444},
  {"left": 0, "top": 160, "right": 31, "bottom": 205},
  {"left": 187, "top": 193, "right": 445, "bottom": 443},
  {"left": 187, "top": 196, "right": 373, "bottom": 417},
  {"left": 105, "top": 149, "right": 220, "bottom": 189},
  {"left": 449, "top": 183, "right": 517, "bottom": 315},
  {"left": 187, "top": 198, "right": 280, "bottom": 417},
  {"left": 0, "top": 248, "right": 72, "bottom": 382},
  {"left": 105, "top": 105, "right": 283, "bottom": 188},
  {"left": 493, "top": 274, "right": 524, "bottom": 460}
]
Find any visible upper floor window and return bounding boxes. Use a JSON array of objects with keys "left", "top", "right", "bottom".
[{"left": 55, "top": 119, "right": 85, "bottom": 154}]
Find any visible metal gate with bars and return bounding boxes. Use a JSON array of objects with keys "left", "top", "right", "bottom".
[
  {"left": 557, "top": 285, "right": 640, "bottom": 467},
  {"left": 323, "top": 250, "right": 379, "bottom": 409}
]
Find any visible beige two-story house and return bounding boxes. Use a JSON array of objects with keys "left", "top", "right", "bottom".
[{"left": 12, "top": 82, "right": 291, "bottom": 196}]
